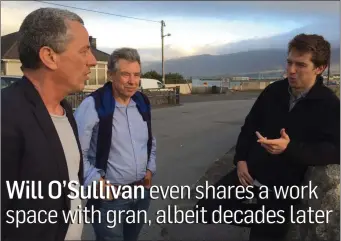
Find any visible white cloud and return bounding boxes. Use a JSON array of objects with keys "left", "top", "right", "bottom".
[
  {"left": 1, "top": 4, "right": 37, "bottom": 35},
  {"left": 1, "top": 1, "right": 336, "bottom": 62},
  {"left": 1, "top": 1, "right": 299, "bottom": 46}
]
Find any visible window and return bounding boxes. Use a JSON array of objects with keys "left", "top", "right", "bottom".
[
  {"left": 88, "top": 68, "right": 97, "bottom": 85},
  {"left": 97, "top": 64, "right": 106, "bottom": 85},
  {"left": 86, "top": 63, "right": 107, "bottom": 85},
  {"left": 98, "top": 64, "right": 106, "bottom": 69}
]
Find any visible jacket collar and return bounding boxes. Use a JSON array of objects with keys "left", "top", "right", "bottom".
[
  {"left": 99, "top": 81, "right": 148, "bottom": 113},
  {"left": 285, "top": 75, "right": 331, "bottom": 101}
]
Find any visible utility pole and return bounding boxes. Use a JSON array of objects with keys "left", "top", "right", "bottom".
[
  {"left": 161, "top": 20, "right": 170, "bottom": 85},
  {"left": 161, "top": 20, "right": 165, "bottom": 84}
]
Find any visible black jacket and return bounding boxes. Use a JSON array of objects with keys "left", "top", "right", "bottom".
[
  {"left": 233, "top": 77, "right": 340, "bottom": 187},
  {"left": 1, "top": 76, "right": 84, "bottom": 241}
]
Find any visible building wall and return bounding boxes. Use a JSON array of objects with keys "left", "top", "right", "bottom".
[
  {"left": 1, "top": 61, "right": 6, "bottom": 75},
  {"left": 2, "top": 60, "right": 23, "bottom": 76},
  {"left": 165, "top": 84, "right": 192, "bottom": 94},
  {"left": 230, "top": 81, "right": 272, "bottom": 90},
  {"left": 7, "top": 62, "right": 23, "bottom": 76},
  {"left": 1, "top": 59, "right": 108, "bottom": 86}
]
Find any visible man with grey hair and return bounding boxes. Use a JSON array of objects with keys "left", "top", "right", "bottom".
[
  {"left": 2, "top": 7, "right": 96, "bottom": 241},
  {"left": 74, "top": 47, "right": 156, "bottom": 241}
]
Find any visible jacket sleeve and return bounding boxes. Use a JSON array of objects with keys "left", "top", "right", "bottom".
[
  {"left": 233, "top": 87, "right": 269, "bottom": 165},
  {"left": 141, "top": 91, "right": 157, "bottom": 174},
  {"left": 147, "top": 136, "right": 157, "bottom": 175},
  {"left": 284, "top": 99, "right": 340, "bottom": 166},
  {"left": 74, "top": 97, "right": 105, "bottom": 186},
  {"left": 1, "top": 103, "right": 23, "bottom": 225}
]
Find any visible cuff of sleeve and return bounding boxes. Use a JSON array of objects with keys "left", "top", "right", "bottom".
[
  {"left": 98, "top": 169, "right": 106, "bottom": 177},
  {"left": 85, "top": 169, "right": 105, "bottom": 187},
  {"left": 147, "top": 166, "right": 156, "bottom": 176},
  {"left": 233, "top": 153, "right": 247, "bottom": 166}
]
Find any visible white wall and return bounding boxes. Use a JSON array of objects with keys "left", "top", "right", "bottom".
[{"left": 165, "top": 84, "right": 192, "bottom": 94}]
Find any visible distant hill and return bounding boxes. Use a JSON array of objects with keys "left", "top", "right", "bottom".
[
  {"left": 142, "top": 48, "right": 340, "bottom": 78},
  {"left": 142, "top": 20, "right": 340, "bottom": 77}
]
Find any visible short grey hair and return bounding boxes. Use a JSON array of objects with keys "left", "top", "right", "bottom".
[
  {"left": 107, "top": 47, "right": 141, "bottom": 73},
  {"left": 18, "top": 7, "right": 84, "bottom": 70}
]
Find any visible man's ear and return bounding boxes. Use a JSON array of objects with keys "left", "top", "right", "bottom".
[
  {"left": 315, "top": 64, "right": 327, "bottom": 75},
  {"left": 39, "top": 46, "right": 58, "bottom": 70}
]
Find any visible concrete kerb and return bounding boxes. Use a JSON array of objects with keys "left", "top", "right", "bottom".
[{"left": 159, "top": 145, "right": 250, "bottom": 241}]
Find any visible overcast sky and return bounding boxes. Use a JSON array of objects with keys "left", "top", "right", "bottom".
[{"left": 1, "top": 1, "right": 340, "bottom": 61}]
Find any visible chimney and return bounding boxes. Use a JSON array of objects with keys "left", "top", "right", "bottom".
[{"left": 89, "top": 36, "right": 97, "bottom": 49}]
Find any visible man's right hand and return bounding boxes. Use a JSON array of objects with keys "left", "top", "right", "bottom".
[
  {"left": 98, "top": 177, "right": 114, "bottom": 200},
  {"left": 237, "top": 161, "right": 254, "bottom": 187}
]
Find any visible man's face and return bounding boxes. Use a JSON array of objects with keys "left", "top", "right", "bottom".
[
  {"left": 286, "top": 49, "right": 325, "bottom": 90},
  {"left": 110, "top": 59, "right": 141, "bottom": 98},
  {"left": 54, "top": 20, "right": 97, "bottom": 93}
]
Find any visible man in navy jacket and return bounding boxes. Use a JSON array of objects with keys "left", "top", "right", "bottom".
[
  {"left": 74, "top": 47, "right": 156, "bottom": 241},
  {"left": 196, "top": 34, "right": 340, "bottom": 241}
]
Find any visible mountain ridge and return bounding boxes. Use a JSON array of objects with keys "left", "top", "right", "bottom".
[
  {"left": 142, "top": 48, "right": 340, "bottom": 78},
  {"left": 141, "top": 20, "right": 340, "bottom": 77}
]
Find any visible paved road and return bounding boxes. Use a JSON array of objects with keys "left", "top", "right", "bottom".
[
  {"left": 82, "top": 93, "right": 258, "bottom": 240},
  {"left": 180, "top": 91, "right": 261, "bottom": 103}
]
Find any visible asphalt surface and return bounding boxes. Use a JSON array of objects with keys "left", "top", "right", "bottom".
[
  {"left": 161, "top": 146, "right": 251, "bottom": 241},
  {"left": 82, "top": 92, "right": 259, "bottom": 240},
  {"left": 180, "top": 91, "right": 262, "bottom": 103}
]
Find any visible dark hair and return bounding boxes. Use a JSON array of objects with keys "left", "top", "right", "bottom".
[
  {"left": 288, "top": 34, "right": 331, "bottom": 68},
  {"left": 18, "top": 8, "right": 84, "bottom": 70}
]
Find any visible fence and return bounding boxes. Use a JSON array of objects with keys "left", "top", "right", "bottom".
[
  {"left": 191, "top": 86, "right": 230, "bottom": 94},
  {"left": 65, "top": 92, "right": 90, "bottom": 111},
  {"left": 65, "top": 86, "right": 180, "bottom": 111}
]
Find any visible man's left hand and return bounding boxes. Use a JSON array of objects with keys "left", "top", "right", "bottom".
[
  {"left": 256, "top": 128, "right": 290, "bottom": 155},
  {"left": 143, "top": 170, "right": 152, "bottom": 188}
]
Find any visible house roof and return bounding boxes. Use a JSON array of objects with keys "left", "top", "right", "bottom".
[
  {"left": 91, "top": 46, "right": 110, "bottom": 62},
  {"left": 1, "top": 32, "right": 19, "bottom": 59},
  {"left": 1, "top": 32, "right": 110, "bottom": 62}
]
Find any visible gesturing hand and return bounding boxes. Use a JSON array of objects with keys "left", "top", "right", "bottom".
[
  {"left": 256, "top": 128, "right": 290, "bottom": 155},
  {"left": 237, "top": 161, "right": 254, "bottom": 187}
]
